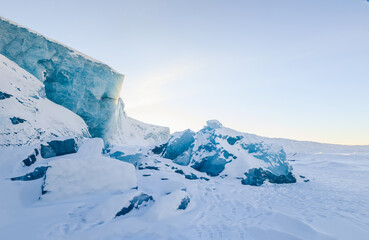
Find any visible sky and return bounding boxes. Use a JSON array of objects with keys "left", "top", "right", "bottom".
[{"left": 1, "top": 0, "right": 369, "bottom": 145}]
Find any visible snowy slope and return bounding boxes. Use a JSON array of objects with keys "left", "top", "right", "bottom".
[{"left": 0, "top": 54, "right": 90, "bottom": 146}]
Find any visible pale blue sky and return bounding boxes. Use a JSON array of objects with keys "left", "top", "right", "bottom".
[{"left": 1, "top": 0, "right": 368, "bottom": 145}]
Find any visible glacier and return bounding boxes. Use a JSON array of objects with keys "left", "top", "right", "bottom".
[{"left": 0, "top": 17, "right": 169, "bottom": 146}]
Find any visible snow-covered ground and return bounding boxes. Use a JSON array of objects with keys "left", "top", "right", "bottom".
[{"left": 1, "top": 137, "right": 368, "bottom": 240}]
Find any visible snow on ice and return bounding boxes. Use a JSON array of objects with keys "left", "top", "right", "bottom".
[{"left": 1, "top": 17, "right": 369, "bottom": 240}]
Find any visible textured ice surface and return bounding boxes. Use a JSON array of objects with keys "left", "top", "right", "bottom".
[
  {"left": 0, "top": 17, "right": 169, "bottom": 146},
  {"left": 206, "top": 119, "right": 223, "bottom": 129},
  {"left": 156, "top": 120, "right": 295, "bottom": 182},
  {"left": 241, "top": 168, "right": 296, "bottom": 186},
  {"left": 40, "top": 138, "right": 78, "bottom": 158},
  {"left": 0, "top": 54, "right": 90, "bottom": 146},
  {"left": 162, "top": 129, "right": 195, "bottom": 165}
]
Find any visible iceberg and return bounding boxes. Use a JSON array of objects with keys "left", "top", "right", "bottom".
[{"left": 0, "top": 17, "right": 169, "bottom": 145}]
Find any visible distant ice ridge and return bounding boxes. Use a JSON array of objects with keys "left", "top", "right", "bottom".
[
  {"left": 154, "top": 120, "right": 296, "bottom": 185},
  {"left": 0, "top": 17, "right": 169, "bottom": 146},
  {"left": 0, "top": 54, "right": 90, "bottom": 146}
]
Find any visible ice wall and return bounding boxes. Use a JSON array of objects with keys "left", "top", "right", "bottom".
[
  {"left": 0, "top": 54, "right": 90, "bottom": 146},
  {"left": 0, "top": 17, "right": 169, "bottom": 145}
]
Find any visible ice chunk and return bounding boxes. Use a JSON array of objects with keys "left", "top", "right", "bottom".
[
  {"left": 22, "top": 154, "right": 37, "bottom": 166},
  {"left": 41, "top": 138, "right": 78, "bottom": 158},
  {"left": 191, "top": 155, "right": 227, "bottom": 177},
  {"left": 175, "top": 169, "right": 185, "bottom": 175},
  {"left": 240, "top": 143, "right": 290, "bottom": 176},
  {"left": 241, "top": 168, "right": 296, "bottom": 186},
  {"left": 162, "top": 129, "right": 195, "bottom": 165},
  {"left": 184, "top": 173, "right": 198, "bottom": 180},
  {"left": 42, "top": 155, "right": 137, "bottom": 201},
  {"left": 155, "top": 120, "right": 295, "bottom": 184},
  {"left": 81, "top": 191, "right": 153, "bottom": 225},
  {"left": 151, "top": 143, "right": 167, "bottom": 155},
  {"left": 115, "top": 192, "right": 153, "bottom": 217},
  {"left": 206, "top": 120, "right": 223, "bottom": 129},
  {"left": 146, "top": 190, "right": 190, "bottom": 220}
]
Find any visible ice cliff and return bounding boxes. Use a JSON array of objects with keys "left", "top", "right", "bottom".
[
  {"left": 0, "top": 54, "right": 89, "bottom": 146},
  {"left": 0, "top": 17, "right": 169, "bottom": 145}
]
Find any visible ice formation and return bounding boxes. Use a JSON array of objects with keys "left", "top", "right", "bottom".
[
  {"left": 82, "top": 191, "right": 153, "bottom": 225},
  {"left": 41, "top": 138, "right": 137, "bottom": 201},
  {"left": 40, "top": 138, "right": 78, "bottom": 158},
  {"left": 0, "top": 54, "right": 90, "bottom": 146},
  {"left": 146, "top": 190, "right": 191, "bottom": 220},
  {"left": 155, "top": 120, "right": 296, "bottom": 184},
  {"left": 0, "top": 17, "right": 169, "bottom": 146}
]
